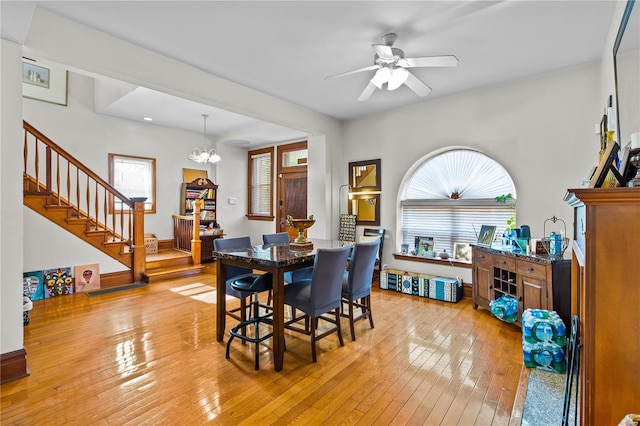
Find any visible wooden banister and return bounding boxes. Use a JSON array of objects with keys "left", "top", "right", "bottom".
[{"left": 22, "top": 120, "right": 143, "bottom": 276}]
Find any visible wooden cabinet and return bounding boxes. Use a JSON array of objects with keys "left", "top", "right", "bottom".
[
  {"left": 471, "top": 245, "right": 571, "bottom": 327},
  {"left": 181, "top": 177, "right": 218, "bottom": 224},
  {"left": 177, "top": 178, "right": 220, "bottom": 262},
  {"left": 565, "top": 188, "right": 640, "bottom": 426}
]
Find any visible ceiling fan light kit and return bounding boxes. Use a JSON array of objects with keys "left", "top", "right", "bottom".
[
  {"left": 188, "top": 114, "right": 221, "bottom": 164},
  {"left": 326, "top": 32, "right": 458, "bottom": 101}
]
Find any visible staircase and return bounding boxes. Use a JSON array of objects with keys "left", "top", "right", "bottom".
[{"left": 22, "top": 121, "right": 206, "bottom": 287}]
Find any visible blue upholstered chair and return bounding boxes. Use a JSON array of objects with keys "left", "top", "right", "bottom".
[
  {"left": 213, "top": 237, "right": 265, "bottom": 323},
  {"left": 224, "top": 272, "right": 273, "bottom": 370},
  {"left": 283, "top": 245, "right": 351, "bottom": 362},
  {"left": 341, "top": 239, "right": 380, "bottom": 340},
  {"left": 262, "top": 233, "right": 313, "bottom": 283}
]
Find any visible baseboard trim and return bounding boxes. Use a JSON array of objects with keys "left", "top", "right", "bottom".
[
  {"left": 99, "top": 270, "right": 134, "bottom": 288},
  {"left": 1, "top": 348, "right": 29, "bottom": 384}
]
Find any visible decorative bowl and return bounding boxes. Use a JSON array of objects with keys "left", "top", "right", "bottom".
[{"left": 287, "top": 215, "right": 315, "bottom": 243}]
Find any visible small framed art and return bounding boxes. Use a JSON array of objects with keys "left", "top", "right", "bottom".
[
  {"left": 477, "top": 225, "right": 496, "bottom": 247},
  {"left": 22, "top": 58, "right": 68, "bottom": 106},
  {"left": 414, "top": 236, "right": 434, "bottom": 256},
  {"left": 453, "top": 243, "right": 472, "bottom": 262}
]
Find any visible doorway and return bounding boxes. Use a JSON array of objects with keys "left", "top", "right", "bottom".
[{"left": 276, "top": 141, "right": 308, "bottom": 240}]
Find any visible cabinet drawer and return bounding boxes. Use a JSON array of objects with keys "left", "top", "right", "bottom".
[
  {"left": 493, "top": 254, "right": 515, "bottom": 270},
  {"left": 516, "top": 259, "right": 547, "bottom": 278},
  {"left": 473, "top": 249, "right": 492, "bottom": 265}
]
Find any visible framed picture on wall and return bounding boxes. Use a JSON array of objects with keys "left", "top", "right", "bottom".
[{"left": 22, "top": 58, "right": 68, "bottom": 106}]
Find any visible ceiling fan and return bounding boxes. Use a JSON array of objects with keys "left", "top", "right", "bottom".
[{"left": 326, "top": 33, "right": 458, "bottom": 101}]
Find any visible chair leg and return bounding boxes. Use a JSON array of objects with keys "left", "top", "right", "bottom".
[
  {"left": 253, "top": 298, "right": 260, "bottom": 370},
  {"left": 348, "top": 301, "right": 356, "bottom": 341},
  {"left": 366, "top": 295, "right": 374, "bottom": 329},
  {"left": 310, "top": 316, "right": 318, "bottom": 362},
  {"left": 334, "top": 307, "right": 344, "bottom": 347}
]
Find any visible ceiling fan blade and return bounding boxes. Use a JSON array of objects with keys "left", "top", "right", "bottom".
[
  {"left": 404, "top": 72, "right": 432, "bottom": 97},
  {"left": 325, "top": 64, "right": 381, "bottom": 80},
  {"left": 400, "top": 55, "right": 459, "bottom": 68},
  {"left": 373, "top": 44, "right": 394, "bottom": 61},
  {"left": 357, "top": 82, "right": 377, "bottom": 102}
]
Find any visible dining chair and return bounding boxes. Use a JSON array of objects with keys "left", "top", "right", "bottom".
[
  {"left": 214, "top": 237, "right": 267, "bottom": 324},
  {"left": 262, "top": 233, "right": 313, "bottom": 283},
  {"left": 283, "top": 245, "right": 351, "bottom": 362},
  {"left": 361, "top": 228, "right": 385, "bottom": 272},
  {"left": 225, "top": 272, "right": 273, "bottom": 370},
  {"left": 341, "top": 239, "right": 380, "bottom": 340}
]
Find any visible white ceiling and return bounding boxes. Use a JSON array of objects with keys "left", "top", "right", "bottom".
[{"left": 2, "top": 1, "right": 621, "bottom": 146}]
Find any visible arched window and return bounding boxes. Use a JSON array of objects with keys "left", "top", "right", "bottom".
[{"left": 400, "top": 148, "right": 515, "bottom": 255}]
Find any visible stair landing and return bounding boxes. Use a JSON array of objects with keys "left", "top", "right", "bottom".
[{"left": 143, "top": 249, "right": 208, "bottom": 283}]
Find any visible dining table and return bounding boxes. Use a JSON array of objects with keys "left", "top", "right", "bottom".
[{"left": 213, "top": 239, "right": 351, "bottom": 371}]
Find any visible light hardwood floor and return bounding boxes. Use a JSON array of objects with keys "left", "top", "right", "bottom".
[{"left": 2, "top": 266, "right": 526, "bottom": 425}]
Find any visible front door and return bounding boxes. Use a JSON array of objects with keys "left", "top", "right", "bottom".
[{"left": 276, "top": 141, "right": 308, "bottom": 241}]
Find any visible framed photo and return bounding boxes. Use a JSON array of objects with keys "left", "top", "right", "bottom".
[
  {"left": 74, "top": 264, "right": 101, "bottom": 292},
  {"left": 22, "top": 58, "right": 68, "bottom": 106},
  {"left": 414, "top": 236, "right": 434, "bottom": 256},
  {"left": 590, "top": 142, "right": 621, "bottom": 188},
  {"left": 477, "top": 225, "right": 496, "bottom": 247},
  {"left": 453, "top": 243, "right": 472, "bottom": 262}
]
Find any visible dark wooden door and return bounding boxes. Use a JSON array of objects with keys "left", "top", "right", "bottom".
[{"left": 276, "top": 141, "right": 308, "bottom": 240}]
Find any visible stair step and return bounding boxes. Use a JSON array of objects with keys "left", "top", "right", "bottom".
[{"left": 143, "top": 265, "right": 206, "bottom": 283}]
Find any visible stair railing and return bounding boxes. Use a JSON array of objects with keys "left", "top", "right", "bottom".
[
  {"left": 23, "top": 121, "right": 146, "bottom": 279},
  {"left": 172, "top": 201, "right": 202, "bottom": 265}
]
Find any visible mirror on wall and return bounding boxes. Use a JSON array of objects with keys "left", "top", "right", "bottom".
[
  {"left": 349, "top": 159, "right": 381, "bottom": 191},
  {"left": 349, "top": 194, "right": 380, "bottom": 226},
  {"left": 348, "top": 159, "right": 381, "bottom": 225},
  {"left": 613, "top": 0, "right": 639, "bottom": 147}
]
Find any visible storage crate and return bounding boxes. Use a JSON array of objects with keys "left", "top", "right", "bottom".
[
  {"left": 380, "top": 269, "right": 460, "bottom": 303},
  {"left": 429, "top": 277, "right": 463, "bottom": 303},
  {"left": 144, "top": 233, "right": 158, "bottom": 253}
]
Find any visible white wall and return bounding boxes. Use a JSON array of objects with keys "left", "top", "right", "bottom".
[
  {"left": 1, "top": 39, "right": 26, "bottom": 355},
  {"left": 342, "top": 62, "right": 601, "bottom": 283}
]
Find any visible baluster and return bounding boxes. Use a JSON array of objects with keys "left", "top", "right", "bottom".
[
  {"left": 35, "top": 138, "right": 40, "bottom": 190},
  {"left": 103, "top": 188, "right": 108, "bottom": 238},
  {"left": 76, "top": 168, "right": 80, "bottom": 218},
  {"left": 56, "top": 153, "right": 61, "bottom": 205},
  {"left": 86, "top": 175, "right": 91, "bottom": 225},
  {"left": 66, "top": 161, "right": 71, "bottom": 207},
  {"left": 45, "top": 146, "right": 52, "bottom": 192}
]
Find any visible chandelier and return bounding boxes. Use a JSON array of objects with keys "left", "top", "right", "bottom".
[{"left": 188, "top": 114, "right": 221, "bottom": 164}]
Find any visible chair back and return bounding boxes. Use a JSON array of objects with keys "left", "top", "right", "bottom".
[
  {"left": 262, "top": 232, "right": 290, "bottom": 245},
  {"left": 346, "top": 240, "right": 380, "bottom": 300},
  {"left": 308, "top": 245, "right": 351, "bottom": 315},
  {"left": 362, "top": 228, "right": 385, "bottom": 266},
  {"left": 214, "top": 237, "right": 253, "bottom": 278}
]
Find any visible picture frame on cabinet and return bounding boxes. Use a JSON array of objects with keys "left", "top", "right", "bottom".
[
  {"left": 590, "top": 141, "right": 622, "bottom": 188},
  {"left": 477, "top": 225, "right": 496, "bottom": 247}
]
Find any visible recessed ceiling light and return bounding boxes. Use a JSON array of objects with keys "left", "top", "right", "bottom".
[{"left": 143, "top": 117, "right": 153, "bottom": 121}]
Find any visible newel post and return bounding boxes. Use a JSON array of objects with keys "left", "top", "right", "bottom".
[
  {"left": 191, "top": 200, "right": 202, "bottom": 265},
  {"left": 130, "top": 197, "right": 147, "bottom": 282}
]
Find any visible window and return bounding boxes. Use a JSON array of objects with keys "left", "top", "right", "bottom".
[
  {"left": 400, "top": 148, "right": 515, "bottom": 254},
  {"left": 247, "top": 147, "right": 274, "bottom": 220},
  {"left": 108, "top": 153, "right": 156, "bottom": 213}
]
